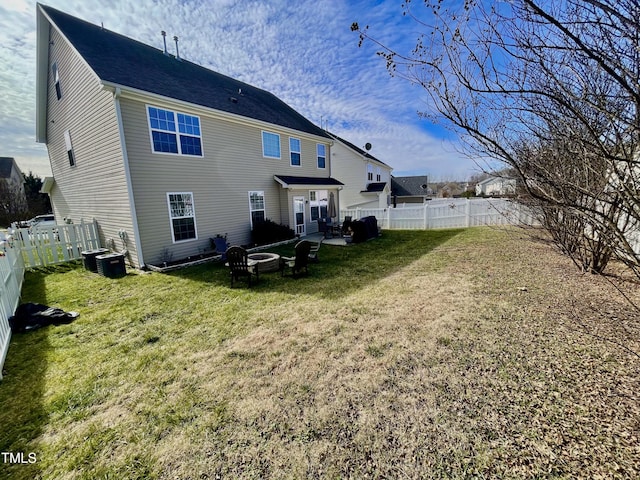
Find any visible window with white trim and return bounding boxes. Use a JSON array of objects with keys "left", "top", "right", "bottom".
[
  {"left": 289, "top": 137, "right": 301, "bottom": 166},
  {"left": 309, "top": 190, "right": 328, "bottom": 221},
  {"left": 262, "top": 131, "right": 281, "bottom": 158},
  {"left": 64, "top": 130, "right": 75, "bottom": 167},
  {"left": 167, "top": 192, "right": 197, "bottom": 242},
  {"left": 367, "top": 164, "right": 374, "bottom": 181},
  {"left": 376, "top": 167, "right": 382, "bottom": 182},
  {"left": 52, "top": 63, "right": 62, "bottom": 100},
  {"left": 317, "top": 144, "right": 326, "bottom": 169},
  {"left": 147, "top": 106, "right": 202, "bottom": 156},
  {"left": 249, "top": 191, "right": 266, "bottom": 227}
]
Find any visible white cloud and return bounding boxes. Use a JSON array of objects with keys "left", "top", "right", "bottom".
[{"left": 1, "top": 0, "right": 475, "bottom": 180}]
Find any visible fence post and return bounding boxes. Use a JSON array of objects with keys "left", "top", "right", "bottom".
[
  {"left": 423, "top": 203, "right": 428, "bottom": 229},
  {"left": 466, "top": 199, "right": 471, "bottom": 227}
]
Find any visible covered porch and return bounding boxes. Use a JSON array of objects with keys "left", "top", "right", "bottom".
[{"left": 273, "top": 175, "right": 344, "bottom": 238}]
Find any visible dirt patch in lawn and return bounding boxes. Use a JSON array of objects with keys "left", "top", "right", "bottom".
[{"left": 158, "top": 228, "right": 640, "bottom": 479}]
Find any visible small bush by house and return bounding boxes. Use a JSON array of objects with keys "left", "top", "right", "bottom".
[{"left": 251, "top": 219, "right": 295, "bottom": 246}]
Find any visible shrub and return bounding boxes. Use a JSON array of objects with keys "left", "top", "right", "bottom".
[{"left": 251, "top": 219, "right": 295, "bottom": 246}]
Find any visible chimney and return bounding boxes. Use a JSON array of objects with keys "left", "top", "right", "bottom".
[
  {"left": 161, "top": 31, "right": 168, "bottom": 55},
  {"left": 173, "top": 35, "right": 181, "bottom": 61}
]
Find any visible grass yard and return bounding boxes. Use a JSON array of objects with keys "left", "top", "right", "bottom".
[{"left": 1, "top": 228, "right": 639, "bottom": 479}]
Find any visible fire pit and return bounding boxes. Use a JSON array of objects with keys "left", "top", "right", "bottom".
[{"left": 247, "top": 252, "right": 280, "bottom": 273}]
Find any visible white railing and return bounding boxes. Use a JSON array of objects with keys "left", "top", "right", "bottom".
[
  {"left": 341, "top": 198, "right": 539, "bottom": 230},
  {"left": 0, "top": 236, "right": 25, "bottom": 380},
  {"left": 10, "top": 219, "right": 101, "bottom": 269}
]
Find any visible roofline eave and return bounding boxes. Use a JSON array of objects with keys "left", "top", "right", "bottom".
[{"left": 100, "top": 81, "right": 332, "bottom": 144}]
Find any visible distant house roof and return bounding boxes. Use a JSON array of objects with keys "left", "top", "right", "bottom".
[
  {"left": 0, "top": 157, "right": 22, "bottom": 180},
  {"left": 36, "top": 4, "right": 330, "bottom": 141},
  {"left": 391, "top": 176, "right": 430, "bottom": 196},
  {"left": 274, "top": 175, "right": 344, "bottom": 189},
  {"left": 327, "top": 133, "right": 390, "bottom": 167}
]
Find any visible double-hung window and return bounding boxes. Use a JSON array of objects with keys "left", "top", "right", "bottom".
[
  {"left": 376, "top": 167, "right": 382, "bottom": 182},
  {"left": 289, "top": 137, "right": 301, "bottom": 166},
  {"left": 167, "top": 192, "right": 197, "bottom": 242},
  {"left": 148, "top": 106, "right": 202, "bottom": 156},
  {"left": 249, "top": 191, "right": 266, "bottom": 227},
  {"left": 367, "top": 164, "right": 374, "bottom": 181},
  {"left": 262, "top": 131, "right": 281, "bottom": 158},
  {"left": 317, "top": 144, "right": 326, "bottom": 169},
  {"left": 309, "top": 190, "right": 328, "bottom": 221},
  {"left": 64, "top": 130, "right": 75, "bottom": 167},
  {"left": 52, "top": 63, "right": 62, "bottom": 100}
]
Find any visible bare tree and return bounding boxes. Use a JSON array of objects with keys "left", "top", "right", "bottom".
[{"left": 352, "top": 0, "right": 640, "bottom": 275}]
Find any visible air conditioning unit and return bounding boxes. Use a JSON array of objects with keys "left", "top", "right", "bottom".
[
  {"left": 81, "top": 248, "right": 109, "bottom": 272},
  {"left": 95, "top": 253, "right": 126, "bottom": 278}
]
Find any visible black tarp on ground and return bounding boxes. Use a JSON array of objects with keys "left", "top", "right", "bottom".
[{"left": 9, "top": 303, "right": 79, "bottom": 333}]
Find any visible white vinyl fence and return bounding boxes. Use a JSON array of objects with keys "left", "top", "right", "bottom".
[
  {"left": 0, "top": 236, "right": 25, "bottom": 380},
  {"left": 342, "top": 198, "right": 539, "bottom": 230},
  {"left": 10, "top": 219, "right": 100, "bottom": 269}
]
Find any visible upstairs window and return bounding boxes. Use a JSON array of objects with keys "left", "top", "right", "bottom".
[
  {"left": 147, "top": 106, "right": 202, "bottom": 156},
  {"left": 262, "top": 131, "right": 281, "bottom": 158},
  {"left": 167, "top": 192, "right": 197, "bottom": 242},
  {"left": 249, "top": 191, "right": 266, "bottom": 227},
  {"left": 64, "top": 130, "right": 75, "bottom": 167},
  {"left": 376, "top": 167, "right": 382, "bottom": 182},
  {"left": 52, "top": 63, "right": 62, "bottom": 100},
  {"left": 367, "top": 164, "right": 374, "bottom": 181},
  {"left": 317, "top": 144, "right": 326, "bottom": 169},
  {"left": 289, "top": 137, "right": 301, "bottom": 166}
]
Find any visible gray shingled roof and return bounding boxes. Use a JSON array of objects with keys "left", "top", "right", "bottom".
[
  {"left": 361, "top": 182, "right": 386, "bottom": 193},
  {"left": 0, "top": 157, "right": 17, "bottom": 179},
  {"left": 41, "top": 5, "right": 330, "bottom": 139},
  {"left": 274, "top": 175, "right": 344, "bottom": 187},
  {"left": 391, "top": 176, "right": 430, "bottom": 196}
]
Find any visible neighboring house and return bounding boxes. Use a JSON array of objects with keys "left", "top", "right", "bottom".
[
  {"left": 475, "top": 176, "right": 516, "bottom": 196},
  {"left": 35, "top": 4, "right": 343, "bottom": 268},
  {"left": 328, "top": 134, "right": 392, "bottom": 209},
  {"left": 0, "top": 157, "right": 27, "bottom": 216},
  {"left": 390, "top": 176, "right": 431, "bottom": 204}
]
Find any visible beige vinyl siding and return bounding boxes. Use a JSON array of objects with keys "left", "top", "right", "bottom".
[
  {"left": 330, "top": 140, "right": 392, "bottom": 209},
  {"left": 119, "top": 97, "right": 331, "bottom": 265},
  {"left": 45, "top": 27, "right": 140, "bottom": 265}
]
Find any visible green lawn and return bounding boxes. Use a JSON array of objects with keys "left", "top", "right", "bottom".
[{"left": 1, "top": 228, "right": 638, "bottom": 479}]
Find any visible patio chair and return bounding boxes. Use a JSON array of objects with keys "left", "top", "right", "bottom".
[
  {"left": 308, "top": 239, "right": 322, "bottom": 263},
  {"left": 317, "top": 218, "right": 329, "bottom": 238},
  {"left": 280, "top": 240, "right": 312, "bottom": 278},
  {"left": 226, "top": 245, "right": 259, "bottom": 287},
  {"left": 326, "top": 218, "right": 341, "bottom": 237},
  {"left": 342, "top": 216, "right": 352, "bottom": 235}
]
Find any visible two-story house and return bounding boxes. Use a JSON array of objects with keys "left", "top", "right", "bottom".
[
  {"left": 328, "top": 134, "right": 392, "bottom": 210},
  {"left": 35, "top": 4, "right": 343, "bottom": 268},
  {"left": 0, "top": 157, "right": 27, "bottom": 219}
]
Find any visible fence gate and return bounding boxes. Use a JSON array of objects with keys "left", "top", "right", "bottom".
[{"left": 11, "top": 219, "right": 101, "bottom": 269}]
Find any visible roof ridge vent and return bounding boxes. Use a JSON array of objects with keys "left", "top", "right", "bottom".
[{"left": 161, "top": 31, "right": 168, "bottom": 55}]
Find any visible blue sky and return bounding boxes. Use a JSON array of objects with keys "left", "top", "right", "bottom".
[{"left": 0, "top": 0, "right": 477, "bottom": 180}]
